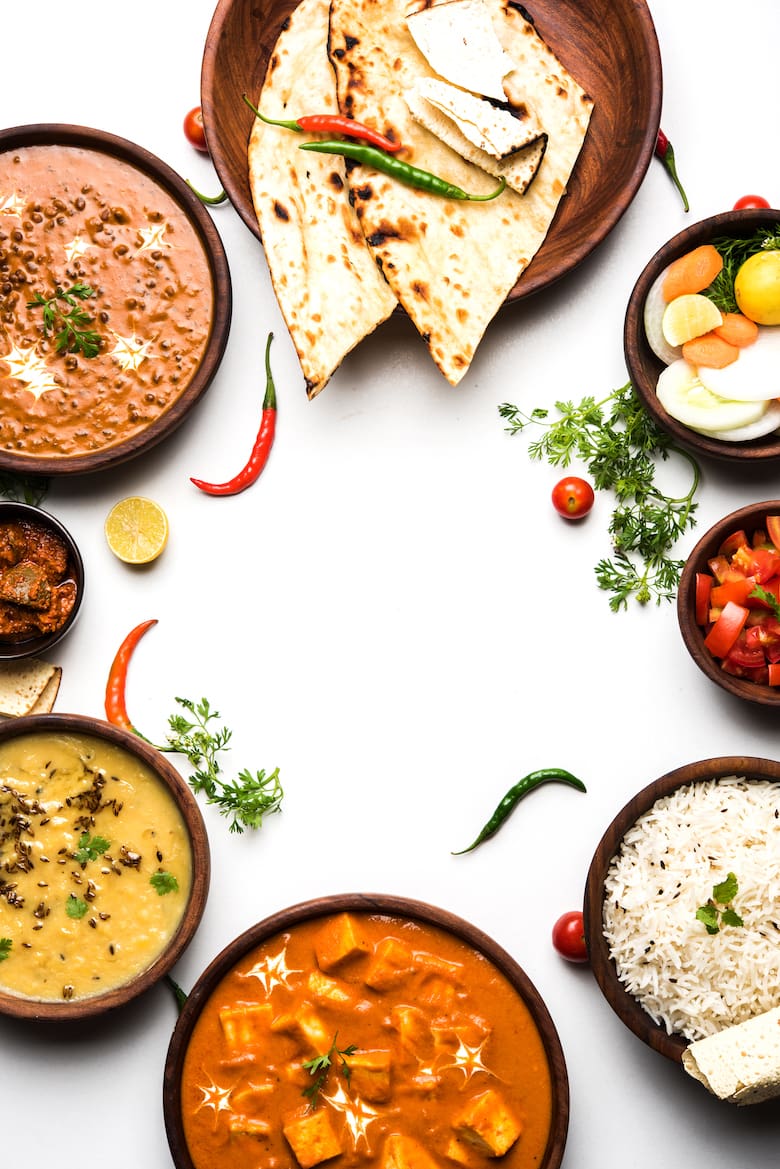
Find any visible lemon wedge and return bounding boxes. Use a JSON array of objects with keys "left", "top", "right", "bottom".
[
  {"left": 662, "top": 294, "right": 723, "bottom": 347},
  {"left": 104, "top": 497, "right": 169, "bottom": 564}
]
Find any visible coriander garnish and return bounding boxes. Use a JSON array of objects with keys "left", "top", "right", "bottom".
[
  {"left": 499, "top": 383, "right": 701, "bottom": 610},
  {"left": 749, "top": 584, "right": 780, "bottom": 621},
  {"left": 65, "top": 894, "right": 89, "bottom": 920},
  {"left": 696, "top": 872, "right": 744, "bottom": 934},
  {"left": 302, "top": 1032, "right": 358, "bottom": 1106},
  {"left": 73, "top": 831, "right": 111, "bottom": 866},
  {"left": 0, "top": 937, "right": 12, "bottom": 962},
  {"left": 150, "top": 870, "right": 179, "bottom": 895},
  {"left": 27, "top": 281, "right": 101, "bottom": 358}
]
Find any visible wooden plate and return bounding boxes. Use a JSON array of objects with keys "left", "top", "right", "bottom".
[
  {"left": 583, "top": 756, "right": 780, "bottom": 1063},
  {"left": 0, "top": 124, "right": 231, "bottom": 476},
  {"left": 624, "top": 208, "right": 780, "bottom": 463},
  {"left": 164, "top": 893, "right": 570, "bottom": 1169},
  {"left": 201, "top": 0, "right": 661, "bottom": 301}
]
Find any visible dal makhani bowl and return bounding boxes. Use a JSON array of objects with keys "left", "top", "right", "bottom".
[
  {"left": 164, "top": 894, "right": 569, "bottom": 1169},
  {"left": 0, "top": 713, "right": 210, "bottom": 1020},
  {"left": 0, "top": 124, "right": 231, "bottom": 475},
  {"left": 584, "top": 757, "right": 780, "bottom": 1065}
]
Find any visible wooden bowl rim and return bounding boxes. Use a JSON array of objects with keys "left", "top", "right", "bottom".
[
  {"left": 163, "top": 892, "right": 570, "bottom": 1169},
  {"left": 0, "top": 712, "right": 210, "bottom": 1022},
  {"left": 677, "top": 499, "right": 780, "bottom": 707},
  {"left": 0, "top": 123, "right": 232, "bottom": 476},
  {"left": 624, "top": 207, "right": 780, "bottom": 464},
  {"left": 583, "top": 755, "right": 780, "bottom": 1063},
  {"left": 200, "top": 0, "right": 662, "bottom": 303},
  {"left": 0, "top": 500, "right": 85, "bottom": 660}
]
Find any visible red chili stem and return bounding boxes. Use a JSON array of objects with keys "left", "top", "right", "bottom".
[
  {"left": 104, "top": 618, "right": 158, "bottom": 733},
  {"left": 242, "top": 94, "right": 403, "bottom": 153},
  {"left": 654, "top": 129, "right": 689, "bottom": 212},
  {"left": 191, "top": 333, "right": 277, "bottom": 497}
]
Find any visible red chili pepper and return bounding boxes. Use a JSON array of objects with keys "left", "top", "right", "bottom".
[
  {"left": 105, "top": 618, "right": 157, "bottom": 733},
  {"left": 191, "top": 333, "right": 277, "bottom": 497},
  {"left": 243, "top": 94, "right": 403, "bottom": 153},
  {"left": 654, "top": 129, "right": 689, "bottom": 212}
]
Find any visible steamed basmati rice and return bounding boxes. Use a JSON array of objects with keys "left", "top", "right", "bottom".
[{"left": 602, "top": 776, "right": 780, "bottom": 1042}]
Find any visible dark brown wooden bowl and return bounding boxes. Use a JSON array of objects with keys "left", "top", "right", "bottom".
[
  {"left": 583, "top": 756, "right": 780, "bottom": 1064},
  {"left": 677, "top": 501, "right": 780, "bottom": 707},
  {"left": 0, "top": 501, "right": 84, "bottom": 660},
  {"left": 164, "top": 893, "right": 569, "bottom": 1169},
  {"left": 0, "top": 713, "right": 210, "bottom": 1022},
  {"left": 201, "top": 0, "right": 661, "bottom": 302},
  {"left": 625, "top": 208, "right": 780, "bottom": 463},
  {"left": 0, "top": 124, "right": 231, "bottom": 476}
]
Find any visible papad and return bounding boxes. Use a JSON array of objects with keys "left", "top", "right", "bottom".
[
  {"left": 328, "top": 0, "right": 593, "bottom": 385},
  {"left": 0, "top": 658, "right": 60, "bottom": 717},
  {"left": 248, "top": 0, "right": 397, "bottom": 398},
  {"left": 682, "top": 1006, "right": 780, "bottom": 1105}
]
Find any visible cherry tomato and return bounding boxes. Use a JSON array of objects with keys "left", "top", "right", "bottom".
[
  {"left": 733, "top": 195, "right": 770, "bottom": 210},
  {"left": 183, "top": 106, "right": 208, "bottom": 153},
  {"left": 551, "top": 911, "right": 588, "bottom": 963},
  {"left": 551, "top": 476, "right": 594, "bottom": 519}
]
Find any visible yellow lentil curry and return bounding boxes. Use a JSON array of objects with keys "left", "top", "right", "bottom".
[
  {"left": 0, "top": 144, "right": 213, "bottom": 458},
  {"left": 180, "top": 913, "right": 553, "bottom": 1169},
  {"left": 0, "top": 731, "right": 192, "bottom": 1002}
]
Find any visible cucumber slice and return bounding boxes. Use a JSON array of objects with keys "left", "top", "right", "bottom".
[
  {"left": 697, "top": 327, "right": 780, "bottom": 401},
  {"left": 656, "top": 359, "right": 767, "bottom": 433}
]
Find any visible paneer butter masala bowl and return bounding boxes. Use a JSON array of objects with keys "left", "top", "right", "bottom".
[
  {"left": 0, "top": 713, "right": 210, "bottom": 1021},
  {"left": 0, "top": 124, "right": 231, "bottom": 476},
  {"left": 677, "top": 501, "right": 780, "bottom": 707},
  {"left": 164, "top": 895, "right": 569, "bottom": 1169},
  {"left": 625, "top": 208, "right": 780, "bottom": 464}
]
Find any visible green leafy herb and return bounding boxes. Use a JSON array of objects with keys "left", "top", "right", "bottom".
[
  {"left": 750, "top": 584, "right": 780, "bottom": 621},
  {"left": 302, "top": 1032, "right": 359, "bottom": 1106},
  {"left": 0, "top": 937, "right": 11, "bottom": 962},
  {"left": 150, "top": 870, "right": 179, "bottom": 895},
  {"left": 696, "top": 871, "right": 744, "bottom": 934},
  {"left": 66, "top": 894, "right": 89, "bottom": 920},
  {"left": 706, "top": 228, "right": 780, "bottom": 313},
  {"left": 73, "top": 831, "right": 111, "bottom": 865},
  {"left": 0, "top": 471, "right": 48, "bottom": 506},
  {"left": 27, "top": 281, "right": 101, "bottom": 358},
  {"left": 161, "top": 697, "right": 283, "bottom": 834},
  {"left": 499, "top": 383, "right": 701, "bottom": 610},
  {"left": 165, "top": 973, "right": 188, "bottom": 1013}
]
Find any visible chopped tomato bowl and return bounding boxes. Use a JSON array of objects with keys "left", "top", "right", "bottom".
[{"left": 694, "top": 514, "right": 780, "bottom": 686}]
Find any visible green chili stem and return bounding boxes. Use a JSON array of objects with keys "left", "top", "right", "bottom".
[
  {"left": 186, "top": 179, "right": 228, "bottom": 206},
  {"left": 452, "top": 768, "right": 587, "bottom": 855}
]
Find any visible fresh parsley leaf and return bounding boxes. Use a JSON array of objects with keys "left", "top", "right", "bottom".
[
  {"left": 73, "top": 831, "right": 111, "bottom": 865},
  {"left": 150, "top": 870, "right": 179, "bottom": 895},
  {"left": 27, "top": 282, "right": 102, "bottom": 359},
  {"left": 749, "top": 584, "right": 780, "bottom": 621},
  {"left": 0, "top": 937, "right": 12, "bottom": 962},
  {"left": 66, "top": 894, "right": 88, "bottom": 919},
  {"left": 302, "top": 1033, "right": 358, "bottom": 1106},
  {"left": 499, "top": 384, "right": 701, "bottom": 610}
]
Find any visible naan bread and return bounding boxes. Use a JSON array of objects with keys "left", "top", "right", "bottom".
[
  {"left": 328, "top": 0, "right": 593, "bottom": 385},
  {"left": 682, "top": 1007, "right": 780, "bottom": 1105},
  {"left": 248, "top": 0, "right": 396, "bottom": 398}
]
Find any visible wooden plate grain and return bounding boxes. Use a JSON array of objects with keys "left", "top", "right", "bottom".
[
  {"left": 164, "top": 893, "right": 569, "bottom": 1169},
  {"left": 624, "top": 208, "right": 780, "bottom": 463},
  {"left": 0, "top": 124, "right": 231, "bottom": 476},
  {"left": 201, "top": 0, "right": 661, "bottom": 301},
  {"left": 583, "top": 756, "right": 780, "bottom": 1063}
]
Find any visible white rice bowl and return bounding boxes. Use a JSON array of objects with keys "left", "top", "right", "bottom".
[{"left": 602, "top": 776, "right": 780, "bottom": 1042}]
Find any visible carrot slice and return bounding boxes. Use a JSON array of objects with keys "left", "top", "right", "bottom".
[
  {"left": 662, "top": 244, "right": 723, "bottom": 302},
  {"left": 682, "top": 331, "right": 740, "bottom": 369},
  {"left": 714, "top": 312, "right": 759, "bottom": 348}
]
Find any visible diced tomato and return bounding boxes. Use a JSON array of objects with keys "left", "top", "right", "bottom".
[
  {"left": 718, "top": 529, "right": 749, "bottom": 557},
  {"left": 747, "top": 576, "right": 780, "bottom": 610},
  {"left": 768, "top": 662, "right": 780, "bottom": 686},
  {"left": 695, "top": 573, "right": 713, "bottom": 626},
  {"left": 721, "top": 657, "right": 769, "bottom": 684},
  {"left": 766, "top": 516, "right": 780, "bottom": 548},
  {"left": 711, "top": 577, "right": 756, "bottom": 608},
  {"left": 725, "top": 631, "right": 766, "bottom": 669},
  {"left": 707, "top": 555, "right": 733, "bottom": 584},
  {"left": 748, "top": 546, "right": 780, "bottom": 583},
  {"left": 752, "top": 528, "right": 768, "bottom": 548},
  {"left": 704, "top": 601, "right": 750, "bottom": 658}
]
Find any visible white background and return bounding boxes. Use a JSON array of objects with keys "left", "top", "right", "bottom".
[{"left": 2, "top": 0, "right": 779, "bottom": 1164}]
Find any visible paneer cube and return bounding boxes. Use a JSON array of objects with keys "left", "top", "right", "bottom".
[
  {"left": 218, "top": 1003, "right": 272, "bottom": 1049},
  {"left": 390, "top": 1004, "right": 434, "bottom": 1057},
  {"left": 308, "top": 969, "right": 354, "bottom": 1006},
  {"left": 453, "top": 1089, "right": 522, "bottom": 1157},
  {"left": 271, "top": 1003, "right": 331, "bottom": 1053},
  {"left": 228, "top": 1115, "right": 272, "bottom": 1137},
  {"left": 443, "top": 1137, "right": 483, "bottom": 1167},
  {"left": 283, "top": 1108, "right": 343, "bottom": 1168},
  {"left": 315, "top": 913, "right": 369, "bottom": 972},
  {"left": 364, "top": 937, "right": 416, "bottom": 991},
  {"left": 382, "top": 1133, "right": 439, "bottom": 1169},
  {"left": 345, "top": 1048, "right": 392, "bottom": 1103}
]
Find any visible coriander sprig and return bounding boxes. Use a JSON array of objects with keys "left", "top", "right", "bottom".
[
  {"left": 499, "top": 383, "right": 701, "bottom": 610},
  {"left": 302, "top": 1033, "right": 358, "bottom": 1107},
  {"left": 161, "top": 697, "right": 283, "bottom": 835},
  {"left": 27, "top": 281, "right": 101, "bottom": 358},
  {"left": 0, "top": 937, "right": 11, "bottom": 962}
]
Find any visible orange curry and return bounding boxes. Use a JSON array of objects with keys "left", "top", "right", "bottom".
[
  {"left": 180, "top": 912, "right": 553, "bottom": 1169},
  {"left": 0, "top": 144, "right": 213, "bottom": 458}
]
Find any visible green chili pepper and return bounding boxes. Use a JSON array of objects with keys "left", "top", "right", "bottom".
[
  {"left": 299, "top": 140, "right": 507, "bottom": 202},
  {"left": 452, "top": 768, "right": 587, "bottom": 855}
]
